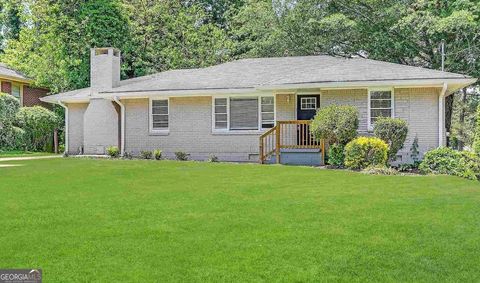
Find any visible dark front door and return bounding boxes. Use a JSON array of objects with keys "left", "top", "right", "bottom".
[
  {"left": 297, "top": 95, "right": 320, "bottom": 120},
  {"left": 296, "top": 95, "right": 320, "bottom": 146}
]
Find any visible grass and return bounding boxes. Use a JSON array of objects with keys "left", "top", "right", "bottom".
[
  {"left": 0, "top": 158, "right": 480, "bottom": 282},
  {"left": 0, "top": 150, "right": 56, "bottom": 158}
]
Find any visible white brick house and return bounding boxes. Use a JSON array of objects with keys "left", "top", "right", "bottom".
[{"left": 42, "top": 48, "right": 476, "bottom": 165}]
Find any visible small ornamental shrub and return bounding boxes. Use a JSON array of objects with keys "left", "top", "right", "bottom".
[
  {"left": 362, "top": 165, "right": 399, "bottom": 175},
  {"left": 419, "top": 147, "right": 480, "bottom": 180},
  {"left": 311, "top": 105, "right": 359, "bottom": 145},
  {"left": 207, "top": 154, "right": 219, "bottom": 162},
  {"left": 16, "top": 106, "right": 60, "bottom": 151},
  {"left": 141, "top": 150, "right": 153, "bottom": 159},
  {"left": 373, "top": 117, "right": 408, "bottom": 161},
  {"left": 123, "top": 151, "right": 133, "bottom": 160},
  {"left": 398, "top": 161, "right": 421, "bottom": 173},
  {"left": 473, "top": 105, "right": 480, "bottom": 155},
  {"left": 410, "top": 135, "right": 420, "bottom": 162},
  {"left": 344, "top": 137, "right": 388, "bottom": 170},
  {"left": 327, "top": 144, "right": 345, "bottom": 166},
  {"left": 175, "top": 151, "right": 189, "bottom": 161},
  {"left": 153, "top": 149, "right": 162, "bottom": 160},
  {"left": 106, "top": 146, "right": 120, "bottom": 158}
]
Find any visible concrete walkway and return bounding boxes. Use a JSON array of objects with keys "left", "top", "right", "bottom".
[{"left": 0, "top": 155, "right": 61, "bottom": 162}]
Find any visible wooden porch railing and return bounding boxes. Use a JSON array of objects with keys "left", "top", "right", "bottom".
[{"left": 259, "top": 120, "right": 325, "bottom": 164}]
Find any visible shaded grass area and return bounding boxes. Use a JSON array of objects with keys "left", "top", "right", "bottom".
[
  {"left": 0, "top": 158, "right": 479, "bottom": 282},
  {"left": 0, "top": 150, "right": 56, "bottom": 158}
]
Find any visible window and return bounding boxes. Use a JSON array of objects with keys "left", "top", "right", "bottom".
[
  {"left": 300, "top": 97, "right": 317, "bottom": 110},
  {"left": 369, "top": 89, "right": 393, "bottom": 129},
  {"left": 214, "top": 98, "right": 228, "bottom": 129},
  {"left": 213, "top": 96, "right": 275, "bottom": 131},
  {"left": 230, "top": 97, "right": 258, "bottom": 130},
  {"left": 12, "top": 84, "right": 20, "bottom": 100},
  {"left": 151, "top": 99, "right": 169, "bottom": 131},
  {"left": 261, "top": 97, "right": 275, "bottom": 128}
]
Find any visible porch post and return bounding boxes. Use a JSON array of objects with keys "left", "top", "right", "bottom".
[{"left": 275, "top": 124, "right": 281, "bottom": 164}]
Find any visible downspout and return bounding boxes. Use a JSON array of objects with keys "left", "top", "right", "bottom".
[
  {"left": 439, "top": 83, "right": 448, "bottom": 147},
  {"left": 113, "top": 96, "right": 125, "bottom": 156},
  {"left": 58, "top": 101, "right": 68, "bottom": 154}
]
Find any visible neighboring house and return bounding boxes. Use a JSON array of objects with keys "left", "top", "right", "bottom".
[
  {"left": 42, "top": 48, "right": 476, "bottom": 165},
  {"left": 0, "top": 63, "right": 49, "bottom": 107}
]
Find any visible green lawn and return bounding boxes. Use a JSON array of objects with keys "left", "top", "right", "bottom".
[
  {"left": 0, "top": 150, "right": 57, "bottom": 158},
  {"left": 1, "top": 158, "right": 479, "bottom": 282}
]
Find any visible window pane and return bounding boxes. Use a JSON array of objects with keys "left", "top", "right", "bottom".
[
  {"left": 12, "top": 85, "right": 20, "bottom": 99},
  {"left": 301, "top": 97, "right": 317, "bottom": 110},
  {"left": 215, "top": 98, "right": 227, "bottom": 106},
  {"left": 261, "top": 104, "right": 274, "bottom": 112},
  {"left": 371, "top": 109, "right": 392, "bottom": 119},
  {"left": 153, "top": 115, "right": 168, "bottom": 122},
  {"left": 261, "top": 113, "right": 274, "bottom": 121},
  {"left": 215, "top": 113, "right": 227, "bottom": 122},
  {"left": 215, "top": 105, "right": 227, "bottom": 114},
  {"left": 215, "top": 121, "right": 227, "bottom": 129},
  {"left": 152, "top": 107, "right": 168, "bottom": 115},
  {"left": 230, "top": 98, "right": 258, "bottom": 130},
  {"left": 152, "top": 100, "right": 168, "bottom": 107},
  {"left": 261, "top": 97, "right": 274, "bottom": 104},
  {"left": 153, "top": 122, "right": 168, "bottom": 128},
  {"left": 371, "top": 91, "right": 391, "bottom": 99},
  {"left": 262, "top": 123, "right": 274, "bottom": 129},
  {"left": 371, "top": 99, "right": 391, "bottom": 108}
]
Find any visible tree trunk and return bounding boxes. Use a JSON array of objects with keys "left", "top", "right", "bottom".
[
  {"left": 445, "top": 94, "right": 454, "bottom": 146},
  {"left": 457, "top": 88, "right": 468, "bottom": 150}
]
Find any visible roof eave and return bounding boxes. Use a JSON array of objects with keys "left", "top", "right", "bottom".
[
  {"left": 0, "top": 74, "right": 32, "bottom": 84},
  {"left": 257, "top": 78, "right": 477, "bottom": 91}
]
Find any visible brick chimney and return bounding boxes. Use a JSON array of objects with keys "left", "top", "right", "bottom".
[{"left": 90, "top": 47, "right": 120, "bottom": 92}]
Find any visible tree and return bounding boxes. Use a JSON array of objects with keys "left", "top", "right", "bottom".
[{"left": 473, "top": 105, "right": 480, "bottom": 154}]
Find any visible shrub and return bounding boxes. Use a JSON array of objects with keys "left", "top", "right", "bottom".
[
  {"left": 473, "top": 105, "right": 480, "bottom": 155},
  {"left": 410, "top": 135, "right": 420, "bottom": 162},
  {"left": 398, "top": 161, "right": 421, "bottom": 173},
  {"left": 327, "top": 144, "right": 345, "bottom": 166},
  {"left": 419, "top": 147, "right": 480, "bottom": 180},
  {"left": 362, "top": 165, "right": 399, "bottom": 175},
  {"left": 123, "top": 152, "right": 133, "bottom": 160},
  {"left": 140, "top": 150, "right": 152, "bottom": 159},
  {"left": 344, "top": 137, "right": 388, "bottom": 170},
  {"left": 0, "top": 93, "right": 21, "bottom": 150},
  {"left": 15, "top": 106, "right": 60, "bottom": 151},
  {"left": 207, "top": 154, "right": 219, "bottom": 162},
  {"left": 106, "top": 146, "right": 120, "bottom": 158},
  {"left": 175, "top": 151, "right": 189, "bottom": 161},
  {"left": 311, "top": 105, "right": 359, "bottom": 145},
  {"left": 153, "top": 149, "right": 162, "bottom": 160},
  {"left": 373, "top": 117, "right": 408, "bottom": 161}
]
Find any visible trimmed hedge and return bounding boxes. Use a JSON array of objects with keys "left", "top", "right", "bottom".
[
  {"left": 344, "top": 137, "right": 388, "bottom": 170},
  {"left": 419, "top": 147, "right": 480, "bottom": 180}
]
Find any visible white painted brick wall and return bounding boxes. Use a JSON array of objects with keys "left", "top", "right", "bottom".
[{"left": 67, "top": 103, "right": 88, "bottom": 155}]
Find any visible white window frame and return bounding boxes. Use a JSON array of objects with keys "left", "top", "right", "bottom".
[
  {"left": 300, "top": 97, "right": 317, "bottom": 110},
  {"left": 212, "top": 95, "right": 275, "bottom": 133},
  {"left": 368, "top": 87, "right": 395, "bottom": 130},
  {"left": 149, "top": 97, "right": 169, "bottom": 134}
]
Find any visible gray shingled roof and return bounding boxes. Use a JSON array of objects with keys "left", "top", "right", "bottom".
[
  {"left": 0, "top": 63, "right": 30, "bottom": 81},
  {"left": 44, "top": 55, "right": 473, "bottom": 102}
]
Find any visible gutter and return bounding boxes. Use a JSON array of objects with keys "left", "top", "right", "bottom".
[
  {"left": 58, "top": 101, "right": 68, "bottom": 154},
  {"left": 113, "top": 96, "right": 125, "bottom": 156},
  {"left": 439, "top": 83, "right": 448, "bottom": 147}
]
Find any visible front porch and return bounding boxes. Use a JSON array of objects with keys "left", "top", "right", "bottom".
[{"left": 259, "top": 120, "right": 326, "bottom": 165}]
